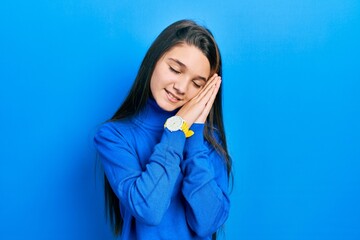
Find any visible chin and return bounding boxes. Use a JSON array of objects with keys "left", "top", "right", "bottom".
[
  {"left": 156, "top": 99, "right": 180, "bottom": 112},
  {"left": 159, "top": 102, "right": 178, "bottom": 112}
]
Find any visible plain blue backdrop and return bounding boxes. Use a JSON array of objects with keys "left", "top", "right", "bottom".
[{"left": 1, "top": 0, "right": 359, "bottom": 239}]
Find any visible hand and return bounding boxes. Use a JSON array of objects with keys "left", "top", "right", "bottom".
[
  {"left": 176, "top": 74, "right": 222, "bottom": 127},
  {"left": 194, "top": 75, "right": 221, "bottom": 123}
]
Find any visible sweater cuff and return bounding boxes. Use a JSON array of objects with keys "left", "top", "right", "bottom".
[
  {"left": 162, "top": 128, "right": 186, "bottom": 154},
  {"left": 184, "top": 123, "right": 206, "bottom": 155}
]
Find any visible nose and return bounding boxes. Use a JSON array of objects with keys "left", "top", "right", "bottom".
[{"left": 173, "top": 79, "right": 187, "bottom": 95}]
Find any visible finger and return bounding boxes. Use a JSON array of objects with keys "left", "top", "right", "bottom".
[
  {"left": 176, "top": 74, "right": 221, "bottom": 125},
  {"left": 195, "top": 75, "right": 221, "bottom": 102},
  {"left": 195, "top": 78, "right": 221, "bottom": 123},
  {"left": 192, "top": 74, "right": 218, "bottom": 98},
  {"left": 206, "top": 78, "right": 221, "bottom": 109},
  {"left": 204, "top": 74, "right": 219, "bottom": 89},
  {"left": 205, "top": 78, "right": 221, "bottom": 110}
]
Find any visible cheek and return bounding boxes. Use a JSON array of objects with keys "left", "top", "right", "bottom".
[
  {"left": 150, "top": 75, "right": 157, "bottom": 96},
  {"left": 186, "top": 87, "right": 202, "bottom": 100},
  {"left": 152, "top": 68, "right": 174, "bottom": 88},
  {"left": 150, "top": 68, "right": 165, "bottom": 94}
]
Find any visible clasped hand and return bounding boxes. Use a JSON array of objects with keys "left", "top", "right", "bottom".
[{"left": 176, "top": 74, "right": 222, "bottom": 127}]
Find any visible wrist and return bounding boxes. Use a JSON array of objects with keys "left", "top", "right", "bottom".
[
  {"left": 184, "top": 123, "right": 206, "bottom": 155},
  {"left": 164, "top": 116, "right": 194, "bottom": 138}
]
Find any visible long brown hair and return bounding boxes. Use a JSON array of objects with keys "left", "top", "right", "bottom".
[{"left": 104, "top": 19, "right": 232, "bottom": 239}]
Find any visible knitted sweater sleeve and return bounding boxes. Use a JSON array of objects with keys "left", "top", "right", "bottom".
[
  {"left": 181, "top": 123, "right": 230, "bottom": 237},
  {"left": 94, "top": 122, "right": 185, "bottom": 225}
]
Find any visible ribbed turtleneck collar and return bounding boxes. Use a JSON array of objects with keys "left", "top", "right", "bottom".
[{"left": 133, "top": 97, "right": 177, "bottom": 129}]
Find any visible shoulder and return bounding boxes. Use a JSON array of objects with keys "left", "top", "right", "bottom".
[{"left": 94, "top": 119, "right": 137, "bottom": 146}]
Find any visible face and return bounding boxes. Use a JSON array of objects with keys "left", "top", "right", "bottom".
[{"left": 150, "top": 44, "right": 211, "bottom": 111}]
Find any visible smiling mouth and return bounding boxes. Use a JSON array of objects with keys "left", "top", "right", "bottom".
[{"left": 165, "top": 89, "right": 181, "bottom": 103}]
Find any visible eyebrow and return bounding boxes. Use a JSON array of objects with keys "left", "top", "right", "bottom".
[{"left": 168, "top": 58, "right": 207, "bottom": 82}]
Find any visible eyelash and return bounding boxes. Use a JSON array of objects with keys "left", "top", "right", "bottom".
[
  {"left": 169, "top": 65, "right": 202, "bottom": 89},
  {"left": 192, "top": 81, "right": 201, "bottom": 88},
  {"left": 169, "top": 66, "right": 181, "bottom": 74}
]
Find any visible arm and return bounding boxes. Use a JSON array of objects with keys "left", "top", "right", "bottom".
[
  {"left": 94, "top": 123, "right": 186, "bottom": 225},
  {"left": 181, "top": 124, "right": 230, "bottom": 237}
]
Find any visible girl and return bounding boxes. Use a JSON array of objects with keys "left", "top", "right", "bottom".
[{"left": 94, "top": 19, "right": 232, "bottom": 240}]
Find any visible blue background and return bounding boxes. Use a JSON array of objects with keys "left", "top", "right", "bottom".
[{"left": 1, "top": 0, "right": 359, "bottom": 239}]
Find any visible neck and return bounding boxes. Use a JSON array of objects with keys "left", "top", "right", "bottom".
[{"left": 134, "top": 97, "right": 177, "bottom": 129}]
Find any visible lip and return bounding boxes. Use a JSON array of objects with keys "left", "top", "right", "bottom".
[{"left": 165, "top": 89, "right": 181, "bottom": 103}]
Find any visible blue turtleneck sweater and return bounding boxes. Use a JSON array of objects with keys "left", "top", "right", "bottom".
[{"left": 94, "top": 98, "right": 230, "bottom": 239}]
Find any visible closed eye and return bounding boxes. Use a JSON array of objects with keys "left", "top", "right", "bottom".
[
  {"left": 192, "top": 80, "right": 203, "bottom": 89},
  {"left": 169, "top": 66, "right": 181, "bottom": 74}
]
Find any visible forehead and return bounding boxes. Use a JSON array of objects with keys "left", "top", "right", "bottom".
[{"left": 163, "top": 44, "right": 211, "bottom": 78}]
